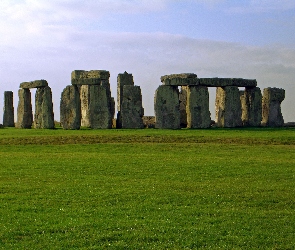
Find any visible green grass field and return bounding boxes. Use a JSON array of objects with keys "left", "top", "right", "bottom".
[{"left": 0, "top": 127, "right": 295, "bottom": 249}]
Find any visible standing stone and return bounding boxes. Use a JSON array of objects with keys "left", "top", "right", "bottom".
[
  {"left": 3, "top": 91, "right": 15, "bottom": 127},
  {"left": 118, "top": 85, "right": 144, "bottom": 129},
  {"left": 16, "top": 88, "right": 33, "bottom": 129},
  {"left": 34, "top": 86, "right": 55, "bottom": 129},
  {"left": 240, "top": 87, "right": 262, "bottom": 127},
  {"left": 89, "top": 85, "right": 112, "bottom": 129},
  {"left": 179, "top": 86, "right": 188, "bottom": 128},
  {"left": 215, "top": 86, "right": 242, "bottom": 128},
  {"left": 80, "top": 85, "right": 91, "bottom": 127},
  {"left": 187, "top": 86, "right": 211, "bottom": 128},
  {"left": 154, "top": 85, "right": 180, "bottom": 129},
  {"left": 262, "top": 87, "right": 285, "bottom": 127},
  {"left": 60, "top": 85, "right": 81, "bottom": 130},
  {"left": 117, "top": 71, "right": 134, "bottom": 112}
]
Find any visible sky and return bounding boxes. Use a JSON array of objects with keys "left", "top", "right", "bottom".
[{"left": 1, "top": 0, "right": 295, "bottom": 123}]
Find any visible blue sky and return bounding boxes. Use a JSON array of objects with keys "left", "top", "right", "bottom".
[{"left": 1, "top": 0, "right": 295, "bottom": 122}]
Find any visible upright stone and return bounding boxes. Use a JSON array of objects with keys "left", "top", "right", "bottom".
[
  {"left": 262, "top": 88, "right": 285, "bottom": 127},
  {"left": 117, "top": 72, "right": 134, "bottom": 112},
  {"left": 215, "top": 86, "right": 242, "bottom": 128},
  {"left": 80, "top": 85, "right": 91, "bottom": 127},
  {"left": 60, "top": 85, "right": 81, "bottom": 130},
  {"left": 3, "top": 91, "right": 15, "bottom": 127},
  {"left": 179, "top": 86, "right": 188, "bottom": 128},
  {"left": 154, "top": 85, "right": 180, "bottom": 129},
  {"left": 187, "top": 86, "right": 211, "bottom": 128},
  {"left": 118, "top": 85, "right": 144, "bottom": 129},
  {"left": 89, "top": 85, "right": 112, "bottom": 129},
  {"left": 240, "top": 87, "right": 262, "bottom": 127},
  {"left": 34, "top": 86, "right": 55, "bottom": 129},
  {"left": 16, "top": 88, "right": 33, "bottom": 128}
]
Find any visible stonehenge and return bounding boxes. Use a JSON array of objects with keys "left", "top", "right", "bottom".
[{"left": 1, "top": 71, "right": 287, "bottom": 129}]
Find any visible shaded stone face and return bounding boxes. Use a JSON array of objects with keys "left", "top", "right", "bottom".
[
  {"left": 262, "top": 88, "right": 285, "bottom": 127},
  {"left": 19, "top": 80, "right": 48, "bottom": 89},
  {"left": 154, "top": 85, "right": 180, "bottom": 129},
  {"left": 179, "top": 86, "right": 188, "bottom": 128},
  {"left": 118, "top": 85, "right": 144, "bottom": 129},
  {"left": 60, "top": 85, "right": 81, "bottom": 130},
  {"left": 34, "top": 86, "right": 55, "bottom": 129},
  {"left": 215, "top": 86, "right": 242, "bottom": 128},
  {"left": 89, "top": 85, "right": 112, "bottom": 129},
  {"left": 3, "top": 91, "right": 15, "bottom": 127},
  {"left": 186, "top": 86, "right": 211, "bottom": 128},
  {"left": 16, "top": 88, "right": 33, "bottom": 129},
  {"left": 240, "top": 87, "right": 262, "bottom": 127}
]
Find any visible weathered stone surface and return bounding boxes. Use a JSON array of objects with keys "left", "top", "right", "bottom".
[
  {"left": 34, "top": 86, "right": 55, "bottom": 129},
  {"left": 19, "top": 80, "right": 48, "bottom": 89},
  {"left": 60, "top": 85, "right": 81, "bottom": 130},
  {"left": 240, "top": 87, "right": 262, "bottom": 127},
  {"left": 215, "top": 86, "right": 242, "bottom": 128},
  {"left": 117, "top": 85, "right": 144, "bottom": 129},
  {"left": 198, "top": 78, "right": 257, "bottom": 87},
  {"left": 179, "top": 86, "right": 188, "bottom": 128},
  {"left": 3, "top": 91, "right": 15, "bottom": 127},
  {"left": 142, "top": 116, "right": 155, "bottom": 128},
  {"left": 186, "top": 86, "right": 211, "bottom": 128},
  {"left": 16, "top": 88, "right": 33, "bottom": 128},
  {"left": 117, "top": 72, "right": 134, "bottom": 112},
  {"left": 262, "top": 87, "right": 285, "bottom": 127},
  {"left": 71, "top": 70, "right": 110, "bottom": 85},
  {"left": 161, "top": 73, "right": 198, "bottom": 86},
  {"left": 154, "top": 85, "right": 180, "bottom": 129},
  {"left": 89, "top": 85, "right": 112, "bottom": 129},
  {"left": 80, "top": 85, "right": 91, "bottom": 127}
]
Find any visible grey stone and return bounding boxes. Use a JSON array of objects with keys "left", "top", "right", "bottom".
[
  {"left": 198, "top": 78, "right": 257, "bottom": 87},
  {"left": 262, "top": 87, "right": 285, "bottom": 127},
  {"left": 179, "top": 86, "right": 188, "bottom": 128},
  {"left": 89, "top": 85, "right": 112, "bottom": 129},
  {"left": 3, "top": 91, "right": 14, "bottom": 127},
  {"left": 80, "top": 85, "right": 91, "bottom": 127},
  {"left": 117, "top": 71, "right": 134, "bottom": 112},
  {"left": 60, "top": 85, "right": 81, "bottom": 130},
  {"left": 154, "top": 85, "right": 180, "bottom": 129},
  {"left": 19, "top": 80, "right": 48, "bottom": 89},
  {"left": 186, "top": 86, "right": 211, "bottom": 128},
  {"left": 16, "top": 88, "right": 33, "bottom": 128},
  {"left": 161, "top": 73, "right": 198, "bottom": 86},
  {"left": 34, "top": 86, "right": 55, "bottom": 129},
  {"left": 215, "top": 86, "right": 242, "bottom": 128},
  {"left": 71, "top": 70, "right": 110, "bottom": 85},
  {"left": 117, "top": 85, "right": 144, "bottom": 129},
  {"left": 240, "top": 87, "right": 262, "bottom": 127}
]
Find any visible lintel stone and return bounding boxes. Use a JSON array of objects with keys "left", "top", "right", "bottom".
[
  {"left": 71, "top": 70, "right": 110, "bottom": 85},
  {"left": 19, "top": 80, "right": 48, "bottom": 89},
  {"left": 161, "top": 73, "right": 198, "bottom": 86},
  {"left": 198, "top": 78, "right": 257, "bottom": 87}
]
